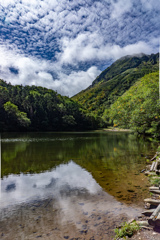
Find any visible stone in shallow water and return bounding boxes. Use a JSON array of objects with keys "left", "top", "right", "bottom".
[
  {"left": 117, "top": 195, "right": 123, "bottom": 198},
  {"left": 127, "top": 189, "right": 135, "bottom": 192},
  {"left": 76, "top": 221, "right": 81, "bottom": 225},
  {"left": 83, "top": 212, "right": 88, "bottom": 215},
  {"left": 78, "top": 202, "right": 84, "bottom": 206},
  {"left": 82, "top": 225, "right": 87, "bottom": 229},
  {"left": 80, "top": 230, "right": 88, "bottom": 234},
  {"left": 70, "top": 238, "right": 80, "bottom": 240}
]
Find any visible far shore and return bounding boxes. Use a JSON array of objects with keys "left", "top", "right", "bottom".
[{"left": 103, "top": 127, "right": 132, "bottom": 132}]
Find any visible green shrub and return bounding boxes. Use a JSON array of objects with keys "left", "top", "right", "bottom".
[
  {"left": 150, "top": 177, "right": 160, "bottom": 186},
  {"left": 114, "top": 221, "right": 140, "bottom": 239}
]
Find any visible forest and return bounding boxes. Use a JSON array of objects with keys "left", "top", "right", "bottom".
[
  {"left": 105, "top": 71, "right": 160, "bottom": 136},
  {"left": 0, "top": 80, "right": 98, "bottom": 132}
]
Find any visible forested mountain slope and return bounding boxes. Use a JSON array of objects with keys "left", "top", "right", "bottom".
[
  {"left": 0, "top": 81, "right": 98, "bottom": 132},
  {"left": 72, "top": 53, "right": 159, "bottom": 117},
  {"left": 107, "top": 71, "right": 160, "bottom": 136}
]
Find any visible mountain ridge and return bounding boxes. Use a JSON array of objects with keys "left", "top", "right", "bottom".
[{"left": 72, "top": 52, "right": 159, "bottom": 116}]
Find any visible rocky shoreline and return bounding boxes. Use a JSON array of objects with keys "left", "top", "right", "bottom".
[{"left": 116, "top": 150, "right": 160, "bottom": 240}]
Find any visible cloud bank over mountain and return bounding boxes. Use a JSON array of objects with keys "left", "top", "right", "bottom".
[{"left": 0, "top": 0, "right": 159, "bottom": 96}]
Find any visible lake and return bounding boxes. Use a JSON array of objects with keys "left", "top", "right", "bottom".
[{"left": 0, "top": 131, "right": 157, "bottom": 239}]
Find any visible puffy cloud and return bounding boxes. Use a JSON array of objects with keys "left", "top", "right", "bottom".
[
  {"left": 0, "top": 44, "right": 51, "bottom": 85},
  {"left": 53, "top": 66, "right": 101, "bottom": 97},
  {"left": 140, "top": 0, "right": 160, "bottom": 10},
  {"left": 111, "top": 0, "right": 133, "bottom": 19},
  {"left": 0, "top": 0, "right": 16, "bottom": 7},
  {"left": 0, "top": 44, "right": 101, "bottom": 96},
  {"left": 59, "top": 32, "right": 154, "bottom": 65}
]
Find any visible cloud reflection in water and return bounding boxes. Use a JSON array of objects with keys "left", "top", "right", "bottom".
[{"left": 0, "top": 161, "right": 101, "bottom": 208}]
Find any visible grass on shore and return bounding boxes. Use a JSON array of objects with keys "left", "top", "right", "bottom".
[{"left": 114, "top": 221, "right": 140, "bottom": 239}]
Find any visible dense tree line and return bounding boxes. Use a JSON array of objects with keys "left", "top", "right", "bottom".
[{"left": 0, "top": 80, "right": 98, "bottom": 132}]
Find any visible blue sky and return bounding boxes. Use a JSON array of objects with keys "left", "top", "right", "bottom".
[{"left": 0, "top": 0, "right": 159, "bottom": 96}]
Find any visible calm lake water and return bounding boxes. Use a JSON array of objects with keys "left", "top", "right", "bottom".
[{"left": 0, "top": 131, "right": 158, "bottom": 239}]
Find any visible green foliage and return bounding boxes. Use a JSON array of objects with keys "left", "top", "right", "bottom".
[
  {"left": 17, "top": 111, "right": 31, "bottom": 128},
  {"left": 149, "top": 177, "right": 160, "bottom": 186},
  {"left": 114, "top": 221, "right": 140, "bottom": 239},
  {"left": 4, "top": 101, "right": 31, "bottom": 128},
  {"left": 0, "top": 81, "right": 98, "bottom": 132},
  {"left": 4, "top": 101, "right": 19, "bottom": 115},
  {"left": 62, "top": 115, "right": 76, "bottom": 129},
  {"left": 73, "top": 53, "right": 159, "bottom": 119},
  {"left": 0, "top": 86, "right": 9, "bottom": 106},
  {"left": 107, "top": 71, "right": 160, "bottom": 136}
]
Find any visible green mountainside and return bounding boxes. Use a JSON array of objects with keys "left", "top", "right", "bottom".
[
  {"left": 72, "top": 53, "right": 159, "bottom": 118},
  {"left": 0, "top": 81, "right": 98, "bottom": 132},
  {"left": 107, "top": 71, "right": 160, "bottom": 136}
]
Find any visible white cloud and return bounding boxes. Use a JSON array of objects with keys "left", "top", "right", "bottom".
[
  {"left": 140, "top": 0, "right": 160, "bottom": 10},
  {"left": 0, "top": 44, "right": 51, "bottom": 84},
  {"left": 59, "top": 32, "right": 105, "bottom": 64},
  {"left": 107, "top": 41, "right": 154, "bottom": 60},
  {"left": 0, "top": 0, "right": 16, "bottom": 7},
  {"left": 53, "top": 66, "right": 101, "bottom": 97},
  {"left": 0, "top": 44, "right": 101, "bottom": 96},
  {"left": 111, "top": 0, "right": 133, "bottom": 19},
  {"left": 59, "top": 32, "right": 154, "bottom": 65}
]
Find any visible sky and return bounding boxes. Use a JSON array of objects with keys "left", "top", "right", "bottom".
[{"left": 0, "top": 0, "right": 159, "bottom": 97}]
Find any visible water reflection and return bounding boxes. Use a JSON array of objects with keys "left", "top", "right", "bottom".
[
  {"left": 0, "top": 161, "right": 143, "bottom": 240},
  {"left": 1, "top": 131, "right": 157, "bottom": 207},
  {"left": 1, "top": 131, "right": 157, "bottom": 178},
  {"left": 1, "top": 131, "right": 157, "bottom": 239},
  {"left": 1, "top": 161, "right": 101, "bottom": 209}
]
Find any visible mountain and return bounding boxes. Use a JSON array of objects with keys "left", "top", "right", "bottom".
[{"left": 72, "top": 53, "right": 159, "bottom": 117}]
